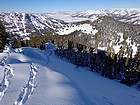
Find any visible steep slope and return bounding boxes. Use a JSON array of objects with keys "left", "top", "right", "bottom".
[
  {"left": 0, "top": 12, "right": 67, "bottom": 39},
  {"left": 92, "top": 16, "right": 140, "bottom": 57}
]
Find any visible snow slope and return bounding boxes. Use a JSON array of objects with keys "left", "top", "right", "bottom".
[
  {"left": 0, "top": 47, "right": 140, "bottom": 105},
  {"left": 57, "top": 23, "right": 98, "bottom": 35}
]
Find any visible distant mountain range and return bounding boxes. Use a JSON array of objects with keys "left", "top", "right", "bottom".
[
  {"left": 0, "top": 8, "right": 140, "bottom": 38},
  {"left": 72, "top": 8, "right": 140, "bottom": 24},
  {"left": 46, "top": 8, "right": 140, "bottom": 23}
]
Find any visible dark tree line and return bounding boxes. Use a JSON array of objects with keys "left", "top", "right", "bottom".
[{"left": 12, "top": 34, "right": 54, "bottom": 49}]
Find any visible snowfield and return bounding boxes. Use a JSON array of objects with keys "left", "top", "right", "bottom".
[
  {"left": 0, "top": 47, "right": 140, "bottom": 105},
  {"left": 57, "top": 23, "right": 98, "bottom": 35}
]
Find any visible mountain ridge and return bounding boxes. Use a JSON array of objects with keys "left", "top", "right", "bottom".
[
  {"left": 0, "top": 8, "right": 140, "bottom": 38},
  {"left": 0, "top": 12, "right": 67, "bottom": 39}
]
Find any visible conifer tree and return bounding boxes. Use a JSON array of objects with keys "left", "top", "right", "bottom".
[
  {"left": 12, "top": 38, "right": 22, "bottom": 48},
  {"left": 94, "top": 33, "right": 99, "bottom": 53},
  {"left": 125, "top": 48, "right": 132, "bottom": 66},
  {"left": 110, "top": 45, "right": 115, "bottom": 60},
  {"left": 0, "top": 20, "right": 9, "bottom": 50},
  {"left": 118, "top": 34, "right": 127, "bottom": 58},
  {"left": 105, "top": 39, "right": 111, "bottom": 56}
]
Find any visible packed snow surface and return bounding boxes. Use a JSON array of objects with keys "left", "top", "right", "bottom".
[{"left": 0, "top": 47, "right": 140, "bottom": 105}]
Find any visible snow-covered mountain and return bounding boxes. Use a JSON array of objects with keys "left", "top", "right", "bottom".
[
  {"left": 0, "top": 12, "right": 67, "bottom": 39},
  {"left": 56, "top": 16, "right": 140, "bottom": 58},
  {"left": 0, "top": 8, "right": 140, "bottom": 39}
]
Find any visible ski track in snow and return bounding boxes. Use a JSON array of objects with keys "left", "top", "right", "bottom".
[
  {"left": 0, "top": 48, "right": 140, "bottom": 105},
  {"left": 14, "top": 63, "right": 38, "bottom": 105}
]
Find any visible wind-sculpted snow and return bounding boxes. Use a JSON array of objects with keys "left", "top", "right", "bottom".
[
  {"left": 20, "top": 47, "right": 49, "bottom": 64},
  {"left": 14, "top": 63, "right": 38, "bottom": 105}
]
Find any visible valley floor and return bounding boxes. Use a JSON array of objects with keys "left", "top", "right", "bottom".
[{"left": 0, "top": 48, "right": 140, "bottom": 105}]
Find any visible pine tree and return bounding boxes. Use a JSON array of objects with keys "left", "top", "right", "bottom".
[
  {"left": 110, "top": 45, "right": 115, "bottom": 60},
  {"left": 94, "top": 33, "right": 99, "bottom": 53},
  {"left": 118, "top": 34, "right": 127, "bottom": 58},
  {"left": 105, "top": 39, "right": 111, "bottom": 56},
  {"left": 125, "top": 48, "right": 132, "bottom": 66},
  {"left": 12, "top": 38, "right": 22, "bottom": 48},
  {"left": 0, "top": 20, "right": 9, "bottom": 51}
]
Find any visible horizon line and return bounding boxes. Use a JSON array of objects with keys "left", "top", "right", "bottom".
[{"left": 0, "top": 7, "right": 140, "bottom": 14}]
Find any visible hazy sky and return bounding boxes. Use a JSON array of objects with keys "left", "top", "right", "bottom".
[{"left": 0, "top": 0, "right": 139, "bottom": 13}]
